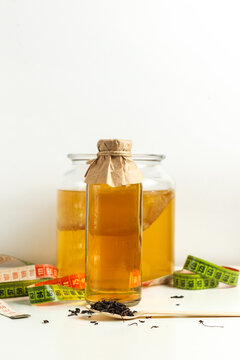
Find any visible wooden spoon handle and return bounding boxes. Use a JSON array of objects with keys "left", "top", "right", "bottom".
[{"left": 137, "top": 311, "right": 240, "bottom": 318}]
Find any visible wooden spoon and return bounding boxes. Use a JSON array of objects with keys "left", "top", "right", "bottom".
[{"left": 86, "top": 306, "right": 240, "bottom": 320}]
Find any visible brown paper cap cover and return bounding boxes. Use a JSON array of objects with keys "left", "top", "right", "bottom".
[{"left": 84, "top": 139, "right": 144, "bottom": 187}]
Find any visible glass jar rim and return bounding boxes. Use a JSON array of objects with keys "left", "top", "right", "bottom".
[{"left": 67, "top": 153, "right": 165, "bottom": 162}]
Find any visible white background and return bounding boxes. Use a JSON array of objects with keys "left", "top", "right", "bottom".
[{"left": 0, "top": 0, "right": 239, "bottom": 266}]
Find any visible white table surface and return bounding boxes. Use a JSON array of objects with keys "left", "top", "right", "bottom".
[{"left": 1, "top": 270, "right": 240, "bottom": 360}]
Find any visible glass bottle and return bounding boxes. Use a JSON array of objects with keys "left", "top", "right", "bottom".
[{"left": 85, "top": 140, "right": 143, "bottom": 306}]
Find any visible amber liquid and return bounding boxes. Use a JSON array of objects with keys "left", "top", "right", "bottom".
[
  {"left": 57, "top": 189, "right": 174, "bottom": 282},
  {"left": 142, "top": 190, "right": 175, "bottom": 281},
  {"left": 85, "top": 184, "right": 142, "bottom": 305},
  {"left": 57, "top": 190, "right": 86, "bottom": 276}
]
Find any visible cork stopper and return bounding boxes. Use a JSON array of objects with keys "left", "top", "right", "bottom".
[{"left": 85, "top": 139, "right": 144, "bottom": 187}]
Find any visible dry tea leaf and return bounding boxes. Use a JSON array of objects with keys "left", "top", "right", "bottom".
[{"left": 90, "top": 300, "right": 136, "bottom": 317}]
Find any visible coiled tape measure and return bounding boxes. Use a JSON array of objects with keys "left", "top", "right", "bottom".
[
  {"left": 0, "top": 255, "right": 84, "bottom": 318},
  {"left": 142, "top": 255, "right": 239, "bottom": 289},
  {"left": 174, "top": 255, "right": 239, "bottom": 289}
]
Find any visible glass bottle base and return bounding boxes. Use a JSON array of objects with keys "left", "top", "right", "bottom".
[{"left": 85, "top": 288, "right": 141, "bottom": 307}]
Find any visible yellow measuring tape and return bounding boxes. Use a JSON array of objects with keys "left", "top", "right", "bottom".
[{"left": 27, "top": 274, "right": 85, "bottom": 304}]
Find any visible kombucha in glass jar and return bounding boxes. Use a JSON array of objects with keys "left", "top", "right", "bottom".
[{"left": 57, "top": 153, "right": 175, "bottom": 283}]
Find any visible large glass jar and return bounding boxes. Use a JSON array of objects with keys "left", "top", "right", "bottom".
[{"left": 57, "top": 154, "right": 175, "bottom": 281}]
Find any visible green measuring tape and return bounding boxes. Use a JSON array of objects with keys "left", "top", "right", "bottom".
[
  {"left": 173, "top": 255, "right": 239, "bottom": 290},
  {"left": 27, "top": 284, "right": 85, "bottom": 304},
  {"left": 0, "top": 279, "right": 51, "bottom": 299}
]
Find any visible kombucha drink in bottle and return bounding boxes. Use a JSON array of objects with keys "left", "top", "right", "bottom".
[
  {"left": 86, "top": 184, "right": 142, "bottom": 305},
  {"left": 85, "top": 139, "right": 143, "bottom": 306}
]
